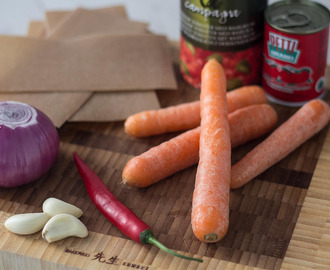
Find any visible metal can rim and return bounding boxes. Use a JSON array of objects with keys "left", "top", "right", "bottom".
[{"left": 265, "top": 0, "right": 330, "bottom": 35}]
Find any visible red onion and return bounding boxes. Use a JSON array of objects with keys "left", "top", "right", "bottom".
[{"left": 0, "top": 101, "right": 59, "bottom": 188}]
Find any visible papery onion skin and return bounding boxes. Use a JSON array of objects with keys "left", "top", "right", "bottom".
[{"left": 0, "top": 101, "right": 60, "bottom": 188}]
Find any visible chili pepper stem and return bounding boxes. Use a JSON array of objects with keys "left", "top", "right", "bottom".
[{"left": 141, "top": 229, "right": 203, "bottom": 263}]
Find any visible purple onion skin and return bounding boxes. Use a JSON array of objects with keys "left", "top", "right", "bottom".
[{"left": 0, "top": 107, "right": 59, "bottom": 188}]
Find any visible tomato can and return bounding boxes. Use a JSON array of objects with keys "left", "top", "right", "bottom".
[
  {"left": 180, "top": 0, "right": 268, "bottom": 90},
  {"left": 262, "top": 0, "right": 330, "bottom": 106}
]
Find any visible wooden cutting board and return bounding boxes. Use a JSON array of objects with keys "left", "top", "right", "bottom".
[{"left": 0, "top": 50, "right": 330, "bottom": 270}]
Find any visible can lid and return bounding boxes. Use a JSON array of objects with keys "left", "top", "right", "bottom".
[{"left": 265, "top": 0, "right": 330, "bottom": 34}]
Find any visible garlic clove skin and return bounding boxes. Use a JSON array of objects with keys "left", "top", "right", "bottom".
[
  {"left": 42, "top": 198, "right": 83, "bottom": 218},
  {"left": 42, "top": 213, "right": 88, "bottom": 243},
  {"left": 5, "top": 213, "right": 50, "bottom": 235}
]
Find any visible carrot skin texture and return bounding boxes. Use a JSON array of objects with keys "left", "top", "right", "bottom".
[
  {"left": 228, "top": 104, "right": 277, "bottom": 148},
  {"left": 122, "top": 104, "right": 277, "bottom": 188},
  {"left": 124, "top": 85, "right": 267, "bottom": 137},
  {"left": 192, "top": 59, "right": 231, "bottom": 243},
  {"left": 125, "top": 101, "right": 200, "bottom": 138},
  {"left": 123, "top": 126, "right": 201, "bottom": 188},
  {"left": 231, "top": 99, "right": 330, "bottom": 189}
]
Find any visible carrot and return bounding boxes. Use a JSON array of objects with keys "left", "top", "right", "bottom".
[
  {"left": 191, "top": 59, "right": 231, "bottom": 243},
  {"left": 229, "top": 104, "right": 277, "bottom": 148},
  {"left": 231, "top": 99, "right": 330, "bottom": 189},
  {"left": 124, "top": 85, "right": 267, "bottom": 137},
  {"left": 122, "top": 103, "right": 277, "bottom": 188}
]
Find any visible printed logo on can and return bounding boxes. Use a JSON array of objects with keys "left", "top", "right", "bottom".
[
  {"left": 263, "top": 29, "right": 314, "bottom": 96},
  {"left": 267, "top": 32, "right": 300, "bottom": 64}
]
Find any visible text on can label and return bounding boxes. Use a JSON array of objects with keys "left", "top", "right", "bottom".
[{"left": 267, "top": 32, "right": 301, "bottom": 64}]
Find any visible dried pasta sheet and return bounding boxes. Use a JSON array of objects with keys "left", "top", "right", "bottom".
[
  {"left": 0, "top": 34, "right": 177, "bottom": 92},
  {"left": 47, "top": 8, "right": 148, "bottom": 40},
  {"left": 27, "top": 21, "right": 47, "bottom": 38},
  {"left": 70, "top": 90, "right": 160, "bottom": 122},
  {"left": 0, "top": 92, "right": 91, "bottom": 127},
  {"left": 45, "top": 6, "right": 128, "bottom": 32},
  {"left": 1, "top": 6, "right": 172, "bottom": 126},
  {"left": 44, "top": 7, "right": 161, "bottom": 123}
]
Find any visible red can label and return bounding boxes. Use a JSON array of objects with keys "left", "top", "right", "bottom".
[
  {"left": 180, "top": 39, "right": 263, "bottom": 90},
  {"left": 180, "top": 0, "right": 267, "bottom": 90},
  {"left": 262, "top": 22, "right": 329, "bottom": 106}
]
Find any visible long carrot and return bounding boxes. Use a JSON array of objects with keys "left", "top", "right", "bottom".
[
  {"left": 191, "top": 59, "right": 231, "bottom": 243},
  {"left": 231, "top": 99, "right": 330, "bottom": 189},
  {"left": 122, "top": 104, "right": 277, "bottom": 188},
  {"left": 124, "top": 85, "right": 267, "bottom": 137}
]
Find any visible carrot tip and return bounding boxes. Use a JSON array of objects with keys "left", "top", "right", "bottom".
[{"left": 204, "top": 234, "right": 218, "bottom": 243}]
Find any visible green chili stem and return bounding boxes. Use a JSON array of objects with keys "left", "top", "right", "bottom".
[{"left": 143, "top": 231, "right": 203, "bottom": 263}]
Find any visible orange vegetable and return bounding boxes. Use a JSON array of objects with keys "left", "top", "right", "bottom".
[
  {"left": 122, "top": 104, "right": 277, "bottom": 188},
  {"left": 124, "top": 85, "right": 267, "bottom": 137},
  {"left": 231, "top": 99, "right": 330, "bottom": 189},
  {"left": 191, "top": 59, "right": 231, "bottom": 243},
  {"left": 229, "top": 104, "right": 277, "bottom": 148}
]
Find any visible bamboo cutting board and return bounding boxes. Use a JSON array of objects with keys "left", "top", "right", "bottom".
[{"left": 0, "top": 55, "right": 330, "bottom": 269}]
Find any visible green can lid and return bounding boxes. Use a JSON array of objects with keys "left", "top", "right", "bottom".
[{"left": 265, "top": 0, "right": 330, "bottom": 34}]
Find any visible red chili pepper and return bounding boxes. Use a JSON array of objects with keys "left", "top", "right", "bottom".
[{"left": 73, "top": 152, "right": 203, "bottom": 263}]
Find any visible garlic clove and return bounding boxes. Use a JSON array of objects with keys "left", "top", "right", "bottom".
[
  {"left": 42, "top": 198, "right": 83, "bottom": 218},
  {"left": 42, "top": 213, "right": 88, "bottom": 243},
  {"left": 5, "top": 213, "right": 50, "bottom": 235}
]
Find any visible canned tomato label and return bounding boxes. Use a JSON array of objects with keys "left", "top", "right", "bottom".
[
  {"left": 180, "top": 0, "right": 267, "bottom": 90},
  {"left": 262, "top": 0, "right": 330, "bottom": 106}
]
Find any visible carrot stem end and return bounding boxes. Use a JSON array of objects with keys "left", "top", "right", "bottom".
[{"left": 204, "top": 234, "right": 218, "bottom": 243}]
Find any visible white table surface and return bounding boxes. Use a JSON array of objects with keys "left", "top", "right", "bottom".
[{"left": 0, "top": 0, "right": 329, "bottom": 63}]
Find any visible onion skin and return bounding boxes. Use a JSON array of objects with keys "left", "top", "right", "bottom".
[{"left": 0, "top": 101, "right": 60, "bottom": 188}]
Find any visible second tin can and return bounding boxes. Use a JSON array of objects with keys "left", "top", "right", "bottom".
[{"left": 262, "top": 0, "right": 330, "bottom": 106}]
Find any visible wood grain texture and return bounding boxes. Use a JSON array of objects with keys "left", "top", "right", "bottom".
[
  {"left": 0, "top": 59, "right": 329, "bottom": 269},
  {"left": 281, "top": 124, "right": 330, "bottom": 270}
]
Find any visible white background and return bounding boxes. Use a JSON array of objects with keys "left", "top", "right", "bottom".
[{"left": 0, "top": 0, "right": 329, "bottom": 63}]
